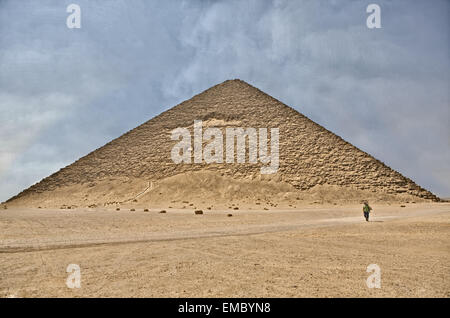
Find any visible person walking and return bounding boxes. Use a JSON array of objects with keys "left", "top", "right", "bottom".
[{"left": 363, "top": 201, "right": 372, "bottom": 222}]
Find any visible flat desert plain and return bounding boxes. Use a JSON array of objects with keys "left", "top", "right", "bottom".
[{"left": 0, "top": 203, "right": 449, "bottom": 297}]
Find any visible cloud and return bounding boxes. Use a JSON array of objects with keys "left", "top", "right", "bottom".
[{"left": 0, "top": 0, "right": 449, "bottom": 201}]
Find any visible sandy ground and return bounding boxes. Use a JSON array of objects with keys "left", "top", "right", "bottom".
[{"left": 0, "top": 203, "right": 449, "bottom": 297}]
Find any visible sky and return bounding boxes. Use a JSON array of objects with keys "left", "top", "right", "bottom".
[{"left": 0, "top": 0, "right": 449, "bottom": 201}]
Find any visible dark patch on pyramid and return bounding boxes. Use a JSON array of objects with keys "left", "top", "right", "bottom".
[{"left": 7, "top": 79, "right": 439, "bottom": 203}]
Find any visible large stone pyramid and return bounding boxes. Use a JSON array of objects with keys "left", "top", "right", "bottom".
[{"left": 7, "top": 79, "right": 439, "bottom": 206}]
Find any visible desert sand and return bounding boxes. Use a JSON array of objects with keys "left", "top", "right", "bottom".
[{"left": 1, "top": 203, "right": 449, "bottom": 298}]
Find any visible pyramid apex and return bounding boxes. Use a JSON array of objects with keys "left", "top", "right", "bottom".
[{"left": 212, "top": 78, "right": 257, "bottom": 90}]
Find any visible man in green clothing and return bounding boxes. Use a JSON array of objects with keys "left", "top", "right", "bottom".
[{"left": 363, "top": 201, "right": 372, "bottom": 222}]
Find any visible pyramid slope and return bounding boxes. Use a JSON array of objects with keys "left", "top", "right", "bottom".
[{"left": 6, "top": 79, "right": 439, "bottom": 205}]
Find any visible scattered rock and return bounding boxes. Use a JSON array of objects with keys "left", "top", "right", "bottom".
[
  {"left": 130, "top": 208, "right": 135, "bottom": 211},
  {"left": 264, "top": 207, "right": 269, "bottom": 210},
  {"left": 227, "top": 214, "right": 233, "bottom": 217},
  {"left": 116, "top": 208, "right": 120, "bottom": 211},
  {"left": 233, "top": 207, "right": 239, "bottom": 210},
  {"left": 195, "top": 210, "right": 203, "bottom": 215},
  {"left": 400, "top": 205, "right": 406, "bottom": 208},
  {"left": 159, "top": 210, "right": 167, "bottom": 213},
  {"left": 144, "top": 208, "right": 149, "bottom": 212}
]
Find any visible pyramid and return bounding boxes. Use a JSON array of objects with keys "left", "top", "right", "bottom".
[{"left": 6, "top": 79, "right": 439, "bottom": 207}]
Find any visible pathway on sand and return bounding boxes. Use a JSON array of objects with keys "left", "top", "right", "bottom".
[{"left": 1, "top": 205, "right": 449, "bottom": 253}]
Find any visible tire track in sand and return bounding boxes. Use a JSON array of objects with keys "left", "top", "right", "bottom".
[{"left": 1, "top": 208, "right": 448, "bottom": 254}]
